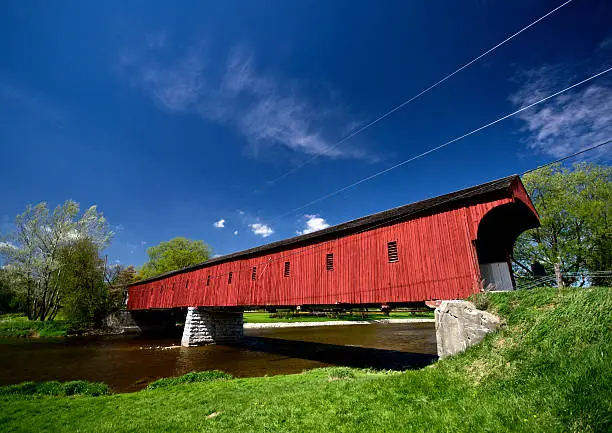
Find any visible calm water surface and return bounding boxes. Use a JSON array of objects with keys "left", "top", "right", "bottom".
[{"left": 0, "top": 323, "right": 437, "bottom": 392}]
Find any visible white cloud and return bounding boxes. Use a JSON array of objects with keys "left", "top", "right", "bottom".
[
  {"left": 297, "top": 214, "right": 330, "bottom": 235},
  {"left": 509, "top": 64, "right": 612, "bottom": 158},
  {"left": 213, "top": 219, "right": 226, "bottom": 228},
  {"left": 121, "top": 42, "right": 371, "bottom": 160},
  {"left": 233, "top": 230, "right": 238, "bottom": 235},
  {"left": 140, "top": 240, "right": 147, "bottom": 246},
  {"left": 0, "top": 241, "right": 17, "bottom": 250},
  {"left": 249, "top": 223, "right": 274, "bottom": 238}
]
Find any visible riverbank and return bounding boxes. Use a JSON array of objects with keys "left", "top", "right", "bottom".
[
  {"left": 0, "top": 310, "right": 433, "bottom": 339},
  {"left": 243, "top": 311, "right": 433, "bottom": 323},
  {"left": 1, "top": 287, "right": 609, "bottom": 432},
  {"left": 0, "top": 313, "right": 68, "bottom": 338},
  {"left": 244, "top": 318, "right": 434, "bottom": 329}
]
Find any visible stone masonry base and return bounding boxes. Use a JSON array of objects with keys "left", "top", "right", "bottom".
[{"left": 181, "top": 308, "right": 244, "bottom": 346}]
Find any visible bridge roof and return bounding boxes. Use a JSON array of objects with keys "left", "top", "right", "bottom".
[{"left": 131, "top": 174, "right": 523, "bottom": 286}]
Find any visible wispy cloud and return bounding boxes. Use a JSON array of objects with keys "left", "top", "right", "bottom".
[
  {"left": 297, "top": 214, "right": 330, "bottom": 235},
  {"left": 0, "top": 76, "right": 71, "bottom": 127},
  {"left": 126, "top": 242, "right": 140, "bottom": 254},
  {"left": 213, "top": 219, "right": 226, "bottom": 228},
  {"left": 599, "top": 32, "right": 612, "bottom": 51},
  {"left": 509, "top": 64, "right": 612, "bottom": 158},
  {"left": 249, "top": 223, "right": 274, "bottom": 238},
  {"left": 121, "top": 40, "right": 371, "bottom": 160}
]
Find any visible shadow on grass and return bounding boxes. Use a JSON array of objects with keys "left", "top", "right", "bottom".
[{"left": 228, "top": 336, "right": 438, "bottom": 370}]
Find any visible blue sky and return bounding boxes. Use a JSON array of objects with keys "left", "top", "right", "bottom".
[{"left": 1, "top": 0, "right": 611, "bottom": 266}]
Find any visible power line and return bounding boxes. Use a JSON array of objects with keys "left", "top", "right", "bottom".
[
  {"left": 521, "top": 138, "right": 612, "bottom": 175},
  {"left": 266, "top": 65, "right": 612, "bottom": 224},
  {"left": 268, "top": 0, "right": 575, "bottom": 184},
  {"left": 131, "top": 135, "right": 610, "bottom": 295}
]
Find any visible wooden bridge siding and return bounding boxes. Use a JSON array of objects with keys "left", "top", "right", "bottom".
[{"left": 127, "top": 194, "right": 518, "bottom": 310}]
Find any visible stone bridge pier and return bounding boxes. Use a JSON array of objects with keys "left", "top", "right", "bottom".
[{"left": 181, "top": 308, "right": 244, "bottom": 346}]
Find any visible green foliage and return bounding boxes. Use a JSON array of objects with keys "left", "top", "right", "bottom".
[
  {"left": 0, "top": 269, "right": 20, "bottom": 314},
  {"left": 55, "top": 238, "right": 109, "bottom": 330},
  {"left": 0, "top": 287, "right": 609, "bottom": 432},
  {"left": 0, "top": 380, "right": 110, "bottom": 397},
  {"left": 0, "top": 200, "right": 113, "bottom": 321},
  {"left": 138, "top": 237, "right": 212, "bottom": 279},
  {"left": 105, "top": 265, "right": 136, "bottom": 310},
  {"left": 516, "top": 163, "right": 612, "bottom": 285},
  {"left": 146, "top": 371, "right": 233, "bottom": 390},
  {"left": 0, "top": 313, "right": 68, "bottom": 338}
]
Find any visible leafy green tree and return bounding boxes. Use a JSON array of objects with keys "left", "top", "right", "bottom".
[
  {"left": 105, "top": 264, "right": 137, "bottom": 309},
  {"left": 0, "top": 200, "right": 113, "bottom": 320},
  {"left": 0, "top": 268, "right": 20, "bottom": 314},
  {"left": 54, "top": 238, "right": 108, "bottom": 329},
  {"left": 138, "top": 237, "right": 212, "bottom": 279},
  {"left": 515, "top": 163, "right": 612, "bottom": 286}
]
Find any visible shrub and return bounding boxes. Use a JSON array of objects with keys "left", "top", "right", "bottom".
[
  {"left": 63, "top": 381, "right": 109, "bottom": 396},
  {"left": 146, "top": 370, "right": 233, "bottom": 390}
]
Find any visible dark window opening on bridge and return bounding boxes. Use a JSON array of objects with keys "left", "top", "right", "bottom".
[
  {"left": 228, "top": 272, "right": 233, "bottom": 284},
  {"left": 388, "top": 241, "right": 398, "bottom": 263},
  {"left": 206, "top": 275, "right": 211, "bottom": 286},
  {"left": 326, "top": 253, "right": 334, "bottom": 271},
  {"left": 284, "top": 261, "right": 290, "bottom": 277},
  {"left": 185, "top": 279, "right": 189, "bottom": 288},
  {"left": 251, "top": 267, "right": 257, "bottom": 280}
]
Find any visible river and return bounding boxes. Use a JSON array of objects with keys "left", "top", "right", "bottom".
[{"left": 0, "top": 322, "right": 437, "bottom": 393}]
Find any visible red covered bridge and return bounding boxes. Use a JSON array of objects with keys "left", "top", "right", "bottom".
[{"left": 128, "top": 175, "right": 539, "bottom": 313}]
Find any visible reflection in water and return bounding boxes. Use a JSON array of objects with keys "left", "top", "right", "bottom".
[{"left": 0, "top": 322, "right": 437, "bottom": 393}]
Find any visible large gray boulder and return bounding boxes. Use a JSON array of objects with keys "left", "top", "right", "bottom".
[{"left": 435, "top": 300, "right": 500, "bottom": 359}]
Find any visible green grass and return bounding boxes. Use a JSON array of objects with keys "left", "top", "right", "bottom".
[
  {"left": 0, "top": 313, "right": 68, "bottom": 338},
  {"left": 0, "top": 287, "right": 610, "bottom": 432},
  {"left": 243, "top": 310, "right": 434, "bottom": 323},
  {"left": 146, "top": 371, "right": 233, "bottom": 390},
  {"left": 0, "top": 381, "right": 110, "bottom": 397}
]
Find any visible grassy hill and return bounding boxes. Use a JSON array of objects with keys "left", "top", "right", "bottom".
[{"left": 0, "top": 287, "right": 610, "bottom": 432}]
